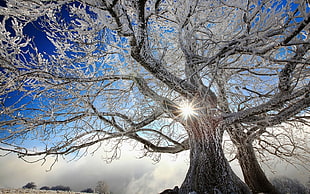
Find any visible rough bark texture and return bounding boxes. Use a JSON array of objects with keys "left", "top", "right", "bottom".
[
  {"left": 236, "top": 142, "right": 280, "bottom": 194},
  {"left": 179, "top": 117, "right": 251, "bottom": 194}
]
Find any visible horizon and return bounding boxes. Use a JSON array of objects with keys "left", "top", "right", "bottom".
[{"left": 1, "top": 143, "right": 309, "bottom": 194}]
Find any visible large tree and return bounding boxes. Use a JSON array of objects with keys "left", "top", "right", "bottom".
[{"left": 0, "top": 0, "right": 309, "bottom": 193}]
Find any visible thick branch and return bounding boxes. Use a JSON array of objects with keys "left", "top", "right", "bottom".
[
  {"left": 133, "top": 76, "right": 180, "bottom": 116},
  {"left": 278, "top": 44, "right": 310, "bottom": 93},
  {"left": 224, "top": 83, "right": 310, "bottom": 124},
  {"left": 283, "top": 12, "right": 310, "bottom": 44},
  {"left": 130, "top": 1, "right": 197, "bottom": 98}
]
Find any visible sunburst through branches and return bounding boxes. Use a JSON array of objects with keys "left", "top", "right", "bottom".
[{"left": 179, "top": 100, "right": 198, "bottom": 120}]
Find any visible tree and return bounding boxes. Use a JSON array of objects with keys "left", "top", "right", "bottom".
[
  {"left": 0, "top": 0, "right": 309, "bottom": 193},
  {"left": 22, "top": 182, "right": 36, "bottom": 189},
  {"left": 95, "top": 181, "right": 110, "bottom": 194},
  {"left": 229, "top": 121, "right": 309, "bottom": 193}
]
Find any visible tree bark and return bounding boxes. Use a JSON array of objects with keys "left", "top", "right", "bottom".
[
  {"left": 179, "top": 117, "right": 251, "bottom": 194},
  {"left": 236, "top": 142, "right": 280, "bottom": 194}
]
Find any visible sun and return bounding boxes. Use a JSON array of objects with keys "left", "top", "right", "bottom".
[{"left": 179, "top": 101, "right": 198, "bottom": 119}]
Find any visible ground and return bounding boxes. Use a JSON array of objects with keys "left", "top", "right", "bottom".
[{"left": 0, "top": 188, "right": 92, "bottom": 194}]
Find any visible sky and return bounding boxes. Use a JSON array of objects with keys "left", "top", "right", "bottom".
[
  {"left": 0, "top": 144, "right": 189, "bottom": 193},
  {"left": 0, "top": 142, "right": 309, "bottom": 194}
]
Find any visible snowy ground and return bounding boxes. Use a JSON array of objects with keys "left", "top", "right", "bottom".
[{"left": 0, "top": 189, "right": 92, "bottom": 194}]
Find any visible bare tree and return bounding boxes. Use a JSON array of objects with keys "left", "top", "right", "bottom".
[
  {"left": 95, "top": 181, "right": 110, "bottom": 194},
  {"left": 0, "top": 0, "right": 309, "bottom": 193},
  {"left": 232, "top": 121, "right": 310, "bottom": 193}
]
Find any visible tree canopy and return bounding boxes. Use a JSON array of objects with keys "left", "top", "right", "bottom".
[{"left": 0, "top": 0, "right": 309, "bottom": 193}]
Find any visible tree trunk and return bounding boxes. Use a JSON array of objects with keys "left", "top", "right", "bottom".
[
  {"left": 236, "top": 142, "right": 280, "bottom": 194},
  {"left": 179, "top": 117, "right": 251, "bottom": 194}
]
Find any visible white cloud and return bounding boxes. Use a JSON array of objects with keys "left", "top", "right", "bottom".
[
  {"left": 124, "top": 154, "right": 188, "bottom": 194},
  {"left": 0, "top": 145, "right": 189, "bottom": 194},
  {"left": 0, "top": 142, "right": 308, "bottom": 194}
]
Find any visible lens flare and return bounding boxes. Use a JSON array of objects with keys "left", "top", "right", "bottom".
[{"left": 179, "top": 101, "right": 198, "bottom": 119}]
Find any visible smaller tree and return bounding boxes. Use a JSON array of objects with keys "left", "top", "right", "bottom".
[
  {"left": 81, "top": 188, "right": 94, "bottom": 193},
  {"left": 22, "top": 182, "right": 36, "bottom": 189},
  {"left": 95, "top": 181, "right": 110, "bottom": 194}
]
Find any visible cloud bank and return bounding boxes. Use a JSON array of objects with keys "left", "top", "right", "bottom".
[
  {"left": 0, "top": 144, "right": 189, "bottom": 194},
  {"left": 0, "top": 143, "right": 308, "bottom": 194}
]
